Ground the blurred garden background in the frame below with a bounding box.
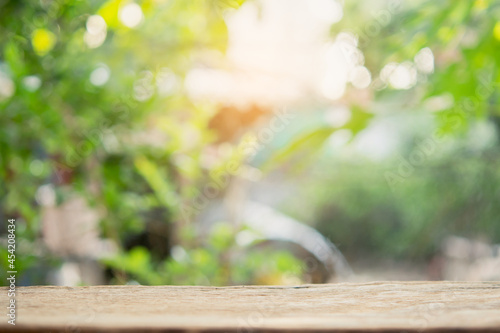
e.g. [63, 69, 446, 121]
[1, 0, 499, 286]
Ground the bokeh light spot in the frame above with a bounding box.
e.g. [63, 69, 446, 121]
[84, 15, 107, 48]
[325, 106, 352, 128]
[90, 64, 111, 86]
[119, 3, 143, 28]
[22, 75, 42, 92]
[35, 184, 56, 207]
[381, 62, 417, 90]
[493, 22, 500, 41]
[156, 68, 177, 96]
[0, 71, 15, 100]
[134, 71, 155, 101]
[414, 47, 434, 74]
[29, 159, 45, 176]
[86, 15, 107, 34]
[31, 28, 56, 56]
[328, 128, 352, 149]
[350, 66, 372, 89]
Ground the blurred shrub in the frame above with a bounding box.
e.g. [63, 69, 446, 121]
[286, 138, 500, 261]
[104, 223, 304, 285]
[0, 0, 250, 285]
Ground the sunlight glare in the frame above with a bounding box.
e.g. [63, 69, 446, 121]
[308, 0, 344, 24]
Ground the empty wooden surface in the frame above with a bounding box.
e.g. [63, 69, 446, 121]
[1, 281, 500, 332]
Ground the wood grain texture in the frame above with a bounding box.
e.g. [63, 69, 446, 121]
[1, 282, 500, 332]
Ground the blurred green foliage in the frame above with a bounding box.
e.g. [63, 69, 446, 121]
[104, 223, 303, 285]
[288, 142, 500, 261]
[1, 0, 499, 285]
[280, 0, 500, 261]
[275, 0, 499, 163]
[0, 0, 241, 283]
[0, 0, 305, 285]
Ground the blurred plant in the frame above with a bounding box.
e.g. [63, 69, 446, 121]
[360, 0, 500, 132]
[2, 0, 499, 285]
[103, 223, 304, 285]
[0, 0, 309, 286]
[274, 0, 500, 262]
[270, 0, 499, 168]
[288, 138, 500, 262]
[0, 0, 252, 284]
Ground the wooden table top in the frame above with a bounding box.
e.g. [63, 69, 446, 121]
[2, 281, 500, 332]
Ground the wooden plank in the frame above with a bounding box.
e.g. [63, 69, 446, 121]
[1, 282, 500, 332]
